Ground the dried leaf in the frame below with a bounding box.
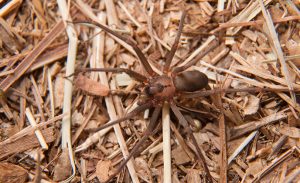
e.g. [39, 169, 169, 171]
[0, 162, 28, 183]
[115, 73, 132, 87]
[53, 149, 72, 181]
[54, 76, 64, 108]
[135, 157, 151, 182]
[278, 126, 300, 138]
[186, 169, 201, 182]
[245, 159, 264, 177]
[243, 95, 260, 116]
[74, 74, 109, 96]
[96, 160, 111, 182]
[120, 53, 135, 66]
[172, 146, 191, 165]
[72, 110, 84, 126]
[286, 39, 300, 67]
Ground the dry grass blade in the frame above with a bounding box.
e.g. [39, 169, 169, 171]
[0, 21, 65, 92]
[56, 0, 78, 182]
[258, 0, 296, 103]
[162, 102, 171, 182]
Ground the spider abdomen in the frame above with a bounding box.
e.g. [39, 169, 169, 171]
[174, 70, 208, 92]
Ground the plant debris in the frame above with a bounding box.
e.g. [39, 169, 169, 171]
[0, 0, 300, 182]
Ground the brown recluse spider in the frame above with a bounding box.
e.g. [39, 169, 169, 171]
[71, 10, 295, 183]
[73, 11, 215, 182]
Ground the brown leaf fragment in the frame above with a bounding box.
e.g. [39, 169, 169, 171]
[119, 53, 135, 66]
[245, 159, 264, 179]
[172, 146, 191, 165]
[96, 160, 111, 182]
[287, 113, 300, 127]
[254, 146, 272, 158]
[74, 74, 110, 96]
[135, 157, 152, 182]
[241, 30, 258, 42]
[53, 149, 72, 181]
[186, 169, 202, 183]
[278, 126, 300, 138]
[286, 39, 300, 67]
[242, 95, 260, 116]
[0, 162, 28, 183]
[54, 76, 64, 108]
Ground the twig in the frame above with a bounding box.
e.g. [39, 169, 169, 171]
[179, 35, 217, 67]
[259, 0, 297, 104]
[252, 146, 300, 182]
[216, 94, 227, 183]
[216, 15, 300, 31]
[117, 1, 141, 28]
[47, 69, 55, 118]
[25, 108, 48, 150]
[0, 0, 22, 17]
[162, 102, 171, 183]
[230, 111, 288, 139]
[57, 0, 78, 182]
[217, 0, 225, 12]
[228, 131, 258, 165]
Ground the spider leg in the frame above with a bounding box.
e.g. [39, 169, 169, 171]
[172, 38, 219, 74]
[163, 11, 187, 73]
[89, 101, 153, 133]
[66, 67, 147, 82]
[170, 103, 214, 183]
[180, 87, 297, 98]
[103, 107, 161, 183]
[72, 21, 155, 76]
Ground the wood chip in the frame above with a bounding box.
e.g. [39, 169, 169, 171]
[96, 160, 112, 182]
[278, 126, 300, 138]
[0, 162, 28, 183]
[242, 95, 260, 116]
[53, 149, 72, 181]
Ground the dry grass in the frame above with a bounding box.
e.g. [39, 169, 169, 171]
[0, 0, 300, 182]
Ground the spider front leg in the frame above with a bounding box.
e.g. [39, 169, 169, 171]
[89, 101, 153, 133]
[72, 21, 155, 77]
[103, 107, 161, 183]
[67, 67, 147, 82]
[170, 103, 214, 183]
[172, 38, 219, 74]
[163, 11, 187, 73]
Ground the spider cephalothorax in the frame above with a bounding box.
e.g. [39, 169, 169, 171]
[144, 75, 175, 102]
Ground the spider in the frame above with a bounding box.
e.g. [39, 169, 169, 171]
[72, 10, 291, 183]
[73, 11, 217, 182]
